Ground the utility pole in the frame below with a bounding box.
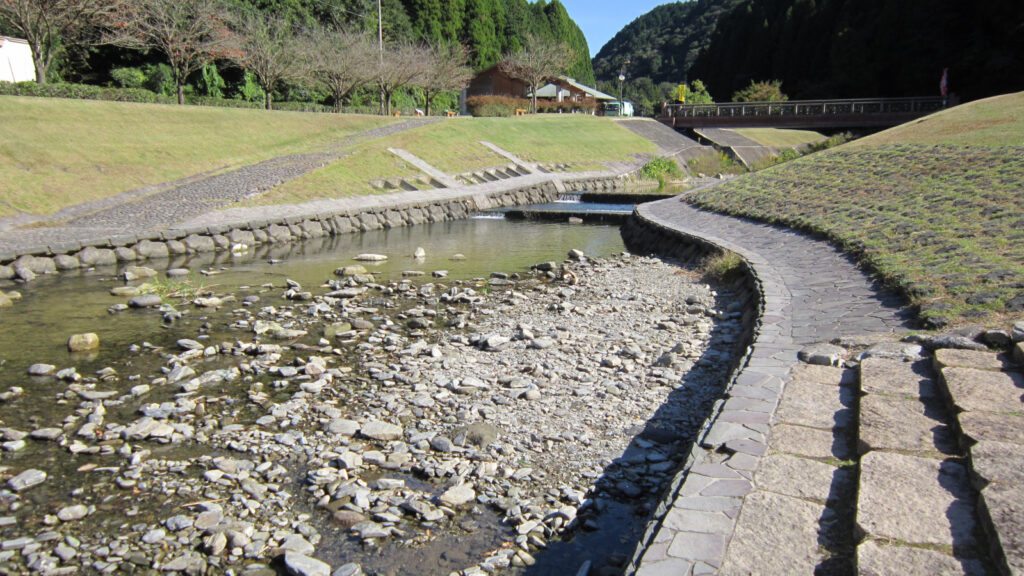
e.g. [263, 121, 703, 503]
[378, 0, 385, 115]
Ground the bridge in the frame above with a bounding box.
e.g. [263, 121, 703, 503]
[659, 96, 946, 130]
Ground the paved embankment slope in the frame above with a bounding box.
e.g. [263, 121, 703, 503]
[628, 197, 1024, 575]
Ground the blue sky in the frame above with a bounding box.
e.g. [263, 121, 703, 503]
[559, 0, 670, 57]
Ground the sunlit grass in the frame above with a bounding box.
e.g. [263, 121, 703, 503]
[688, 92, 1024, 328]
[0, 96, 395, 217]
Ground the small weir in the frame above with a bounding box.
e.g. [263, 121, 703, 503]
[484, 191, 671, 223]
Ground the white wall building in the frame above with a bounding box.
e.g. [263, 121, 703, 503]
[0, 36, 36, 83]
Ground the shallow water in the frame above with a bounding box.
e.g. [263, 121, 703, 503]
[0, 217, 631, 573]
[0, 218, 625, 381]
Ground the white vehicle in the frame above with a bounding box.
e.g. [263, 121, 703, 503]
[604, 100, 634, 117]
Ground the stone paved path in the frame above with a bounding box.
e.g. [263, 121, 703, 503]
[630, 197, 914, 575]
[631, 196, 1023, 575]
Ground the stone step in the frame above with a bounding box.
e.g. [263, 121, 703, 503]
[934, 349, 1024, 574]
[856, 353, 994, 574]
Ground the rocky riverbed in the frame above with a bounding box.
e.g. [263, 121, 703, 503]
[0, 251, 745, 576]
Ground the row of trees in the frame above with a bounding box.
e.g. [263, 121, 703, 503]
[1, 0, 582, 114]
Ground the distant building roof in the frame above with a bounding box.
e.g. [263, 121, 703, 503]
[529, 77, 616, 101]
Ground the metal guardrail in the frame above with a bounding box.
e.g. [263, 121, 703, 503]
[662, 97, 945, 119]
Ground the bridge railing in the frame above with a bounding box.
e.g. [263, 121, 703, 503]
[663, 97, 945, 119]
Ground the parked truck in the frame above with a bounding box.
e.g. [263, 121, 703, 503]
[603, 100, 634, 117]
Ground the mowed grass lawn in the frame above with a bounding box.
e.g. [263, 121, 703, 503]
[253, 115, 659, 205]
[0, 96, 395, 217]
[688, 91, 1024, 328]
[730, 128, 826, 148]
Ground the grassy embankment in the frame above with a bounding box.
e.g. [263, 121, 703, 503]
[251, 115, 659, 205]
[0, 97, 660, 217]
[0, 96, 398, 218]
[688, 92, 1024, 328]
[730, 128, 826, 148]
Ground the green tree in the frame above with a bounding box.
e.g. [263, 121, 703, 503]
[686, 79, 714, 104]
[732, 79, 788, 102]
[500, 33, 572, 113]
[105, 0, 234, 104]
[0, 0, 118, 84]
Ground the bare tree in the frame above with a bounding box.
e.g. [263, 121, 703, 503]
[227, 12, 305, 110]
[0, 0, 119, 83]
[305, 25, 376, 113]
[500, 34, 573, 114]
[378, 41, 423, 116]
[414, 42, 473, 116]
[105, 0, 232, 104]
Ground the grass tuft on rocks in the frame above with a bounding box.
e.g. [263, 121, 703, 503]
[687, 92, 1024, 328]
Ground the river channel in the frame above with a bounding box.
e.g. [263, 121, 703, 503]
[0, 213, 743, 576]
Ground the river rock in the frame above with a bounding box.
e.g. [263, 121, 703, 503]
[454, 422, 502, 448]
[76, 246, 116, 267]
[360, 421, 403, 441]
[8, 469, 46, 491]
[128, 294, 162, 308]
[177, 339, 204, 351]
[332, 511, 367, 529]
[27, 364, 56, 376]
[332, 564, 364, 576]
[284, 552, 331, 576]
[57, 505, 89, 522]
[52, 254, 79, 270]
[134, 240, 170, 259]
[0, 292, 11, 307]
[439, 483, 476, 507]
[568, 249, 585, 260]
[123, 266, 157, 281]
[67, 333, 100, 352]
[353, 254, 387, 262]
[326, 419, 359, 436]
[334, 265, 368, 277]
[798, 343, 847, 367]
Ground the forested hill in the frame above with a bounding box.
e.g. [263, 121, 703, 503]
[231, 0, 594, 82]
[592, 0, 741, 84]
[690, 0, 1024, 101]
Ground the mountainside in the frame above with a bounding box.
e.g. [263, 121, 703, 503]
[690, 0, 1024, 100]
[592, 0, 741, 84]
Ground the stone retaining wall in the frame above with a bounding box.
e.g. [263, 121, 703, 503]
[0, 175, 635, 281]
[620, 212, 764, 575]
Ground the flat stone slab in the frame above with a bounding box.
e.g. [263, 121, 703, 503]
[858, 540, 986, 576]
[718, 491, 826, 575]
[789, 363, 852, 386]
[941, 367, 1024, 413]
[770, 423, 852, 460]
[858, 451, 976, 547]
[934, 348, 1011, 371]
[859, 357, 937, 398]
[971, 440, 1024, 485]
[981, 483, 1024, 575]
[958, 411, 1024, 445]
[859, 395, 956, 455]
[756, 454, 849, 502]
[775, 379, 854, 429]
